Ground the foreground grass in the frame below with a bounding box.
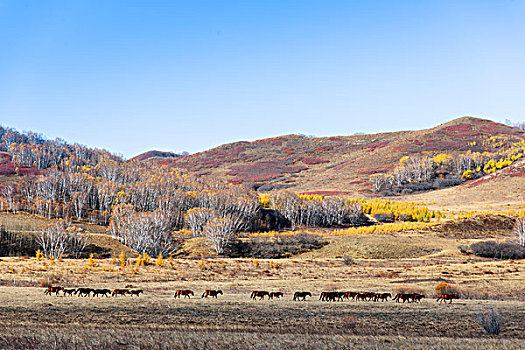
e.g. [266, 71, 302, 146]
[0, 325, 522, 350]
[0, 286, 524, 349]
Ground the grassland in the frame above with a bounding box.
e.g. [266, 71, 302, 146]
[0, 203, 524, 348]
[1, 231, 524, 350]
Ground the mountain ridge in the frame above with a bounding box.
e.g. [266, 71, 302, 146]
[135, 116, 524, 195]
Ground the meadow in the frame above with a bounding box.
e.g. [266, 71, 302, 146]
[0, 239, 524, 350]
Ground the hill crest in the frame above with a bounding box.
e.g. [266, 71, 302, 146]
[145, 116, 524, 194]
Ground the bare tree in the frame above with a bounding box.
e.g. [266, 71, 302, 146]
[68, 231, 90, 258]
[186, 207, 217, 237]
[37, 220, 70, 259]
[2, 185, 18, 213]
[516, 217, 525, 246]
[203, 217, 235, 255]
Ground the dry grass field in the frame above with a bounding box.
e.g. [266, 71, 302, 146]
[0, 241, 524, 349]
[0, 207, 523, 348]
[0, 284, 524, 350]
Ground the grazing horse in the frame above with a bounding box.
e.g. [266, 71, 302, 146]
[202, 290, 223, 298]
[62, 288, 76, 296]
[92, 289, 111, 297]
[374, 293, 391, 302]
[411, 293, 425, 303]
[44, 286, 62, 296]
[343, 291, 358, 301]
[293, 291, 311, 301]
[250, 291, 269, 300]
[436, 293, 459, 304]
[269, 292, 284, 300]
[129, 289, 143, 297]
[174, 290, 194, 298]
[76, 288, 94, 297]
[112, 289, 130, 297]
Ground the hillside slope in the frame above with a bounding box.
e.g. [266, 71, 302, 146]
[152, 117, 524, 196]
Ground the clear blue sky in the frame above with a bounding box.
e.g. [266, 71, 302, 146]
[1, 1, 524, 158]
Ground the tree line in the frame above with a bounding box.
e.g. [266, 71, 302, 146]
[0, 126, 366, 256]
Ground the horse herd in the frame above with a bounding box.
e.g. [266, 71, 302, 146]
[44, 286, 143, 297]
[44, 286, 460, 304]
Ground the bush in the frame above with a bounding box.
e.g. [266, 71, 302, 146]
[457, 245, 470, 254]
[433, 177, 464, 188]
[434, 282, 461, 296]
[478, 308, 503, 335]
[393, 285, 425, 295]
[373, 213, 395, 223]
[342, 256, 355, 265]
[469, 241, 525, 259]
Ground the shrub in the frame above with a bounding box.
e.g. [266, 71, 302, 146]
[156, 253, 165, 267]
[433, 177, 464, 188]
[469, 241, 525, 259]
[457, 245, 471, 254]
[393, 285, 425, 295]
[434, 282, 461, 296]
[342, 256, 355, 266]
[119, 252, 127, 267]
[478, 308, 503, 335]
[373, 213, 395, 223]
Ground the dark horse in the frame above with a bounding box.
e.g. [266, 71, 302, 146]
[374, 293, 391, 302]
[92, 289, 111, 297]
[202, 290, 223, 298]
[393, 293, 412, 303]
[411, 293, 425, 303]
[62, 288, 76, 296]
[174, 290, 194, 298]
[76, 288, 94, 297]
[269, 292, 283, 299]
[250, 291, 269, 300]
[129, 289, 143, 297]
[293, 291, 312, 301]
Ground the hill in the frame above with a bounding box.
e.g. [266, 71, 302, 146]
[129, 150, 183, 162]
[150, 117, 524, 196]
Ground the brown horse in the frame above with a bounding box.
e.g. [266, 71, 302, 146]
[437, 293, 459, 304]
[112, 289, 130, 297]
[343, 291, 358, 301]
[293, 291, 311, 301]
[44, 286, 62, 296]
[174, 289, 194, 298]
[202, 290, 223, 298]
[393, 293, 412, 303]
[76, 288, 94, 297]
[129, 289, 143, 297]
[92, 289, 111, 297]
[374, 293, 391, 302]
[269, 292, 284, 299]
[250, 291, 269, 300]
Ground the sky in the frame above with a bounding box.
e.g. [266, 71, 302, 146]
[1, 1, 525, 158]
